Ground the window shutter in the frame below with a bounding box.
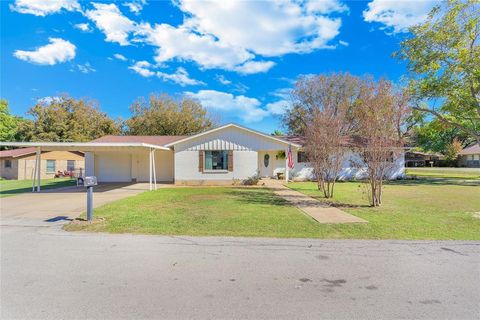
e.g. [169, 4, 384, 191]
[199, 151, 204, 172]
[228, 150, 233, 172]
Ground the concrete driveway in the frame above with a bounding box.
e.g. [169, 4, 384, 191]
[0, 183, 150, 227]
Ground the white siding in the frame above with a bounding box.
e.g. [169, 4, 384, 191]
[175, 150, 258, 183]
[173, 126, 289, 183]
[290, 151, 405, 181]
[175, 126, 288, 152]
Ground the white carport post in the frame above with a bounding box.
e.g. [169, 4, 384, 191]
[32, 147, 41, 192]
[152, 149, 157, 190]
[32, 149, 38, 192]
[149, 148, 152, 190]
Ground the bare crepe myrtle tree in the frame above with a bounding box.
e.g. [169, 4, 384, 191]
[353, 79, 411, 207]
[295, 73, 361, 198]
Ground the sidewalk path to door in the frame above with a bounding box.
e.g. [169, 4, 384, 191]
[263, 179, 368, 224]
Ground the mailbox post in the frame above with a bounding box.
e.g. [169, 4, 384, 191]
[84, 176, 98, 221]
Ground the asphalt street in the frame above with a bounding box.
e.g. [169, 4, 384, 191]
[1, 225, 479, 320]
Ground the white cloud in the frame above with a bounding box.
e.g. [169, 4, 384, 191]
[339, 40, 349, 47]
[234, 60, 276, 75]
[131, 0, 346, 74]
[10, 0, 79, 16]
[157, 67, 205, 87]
[113, 53, 128, 61]
[129, 60, 155, 77]
[136, 22, 253, 70]
[76, 62, 96, 73]
[185, 90, 269, 122]
[37, 96, 61, 104]
[363, 0, 436, 33]
[123, 0, 146, 14]
[10, 0, 349, 76]
[215, 75, 232, 85]
[14, 38, 76, 65]
[306, 0, 349, 14]
[232, 82, 249, 94]
[74, 23, 92, 32]
[271, 87, 292, 100]
[128, 62, 203, 86]
[178, 0, 343, 56]
[85, 2, 136, 45]
[266, 100, 290, 115]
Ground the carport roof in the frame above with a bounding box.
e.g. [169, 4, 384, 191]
[0, 142, 170, 152]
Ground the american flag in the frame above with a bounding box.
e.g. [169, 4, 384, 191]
[287, 144, 294, 169]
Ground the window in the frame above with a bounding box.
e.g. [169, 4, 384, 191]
[67, 160, 75, 171]
[204, 151, 228, 170]
[46, 160, 56, 173]
[4, 160, 12, 168]
[297, 151, 308, 163]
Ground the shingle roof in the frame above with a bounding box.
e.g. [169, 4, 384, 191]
[277, 135, 305, 145]
[0, 147, 37, 158]
[459, 143, 480, 155]
[91, 135, 187, 146]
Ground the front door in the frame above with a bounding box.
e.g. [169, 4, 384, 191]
[259, 152, 273, 177]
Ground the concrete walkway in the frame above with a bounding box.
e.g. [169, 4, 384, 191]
[263, 179, 367, 224]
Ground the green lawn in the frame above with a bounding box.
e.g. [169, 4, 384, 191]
[287, 180, 480, 240]
[65, 187, 322, 237]
[66, 180, 480, 240]
[406, 167, 480, 179]
[0, 178, 77, 197]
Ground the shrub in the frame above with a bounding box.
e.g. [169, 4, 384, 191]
[243, 173, 261, 185]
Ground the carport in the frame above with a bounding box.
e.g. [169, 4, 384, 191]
[0, 142, 170, 192]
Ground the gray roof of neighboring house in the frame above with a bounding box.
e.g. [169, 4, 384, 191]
[459, 143, 480, 155]
[0, 147, 37, 158]
[0, 147, 84, 158]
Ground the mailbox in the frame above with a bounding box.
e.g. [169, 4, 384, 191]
[84, 176, 98, 187]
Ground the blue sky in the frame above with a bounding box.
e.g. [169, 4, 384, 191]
[1, 0, 438, 133]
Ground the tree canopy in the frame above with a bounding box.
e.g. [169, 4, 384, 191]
[412, 117, 473, 155]
[125, 94, 214, 135]
[0, 99, 23, 143]
[283, 73, 361, 136]
[19, 96, 121, 142]
[396, 0, 480, 144]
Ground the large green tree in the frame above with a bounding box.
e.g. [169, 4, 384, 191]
[126, 94, 214, 135]
[0, 99, 20, 142]
[413, 118, 473, 154]
[396, 0, 480, 144]
[282, 73, 361, 136]
[20, 96, 121, 142]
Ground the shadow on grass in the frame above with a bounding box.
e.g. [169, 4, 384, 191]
[386, 178, 480, 187]
[228, 188, 292, 207]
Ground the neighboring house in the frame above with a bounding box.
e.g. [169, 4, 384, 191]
[458, 144, 480, 167]
[0, 147, 84, 180]
[404, 151, 444, 167]
[0, 124, 405, 186]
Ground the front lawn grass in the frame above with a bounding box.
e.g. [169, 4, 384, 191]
[287, 180, 480, 240]
[65, 180, 480, 240]
[0, 178, 76, 197]
[65, 187, 322, 237]
[406, 167, 480, 179]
